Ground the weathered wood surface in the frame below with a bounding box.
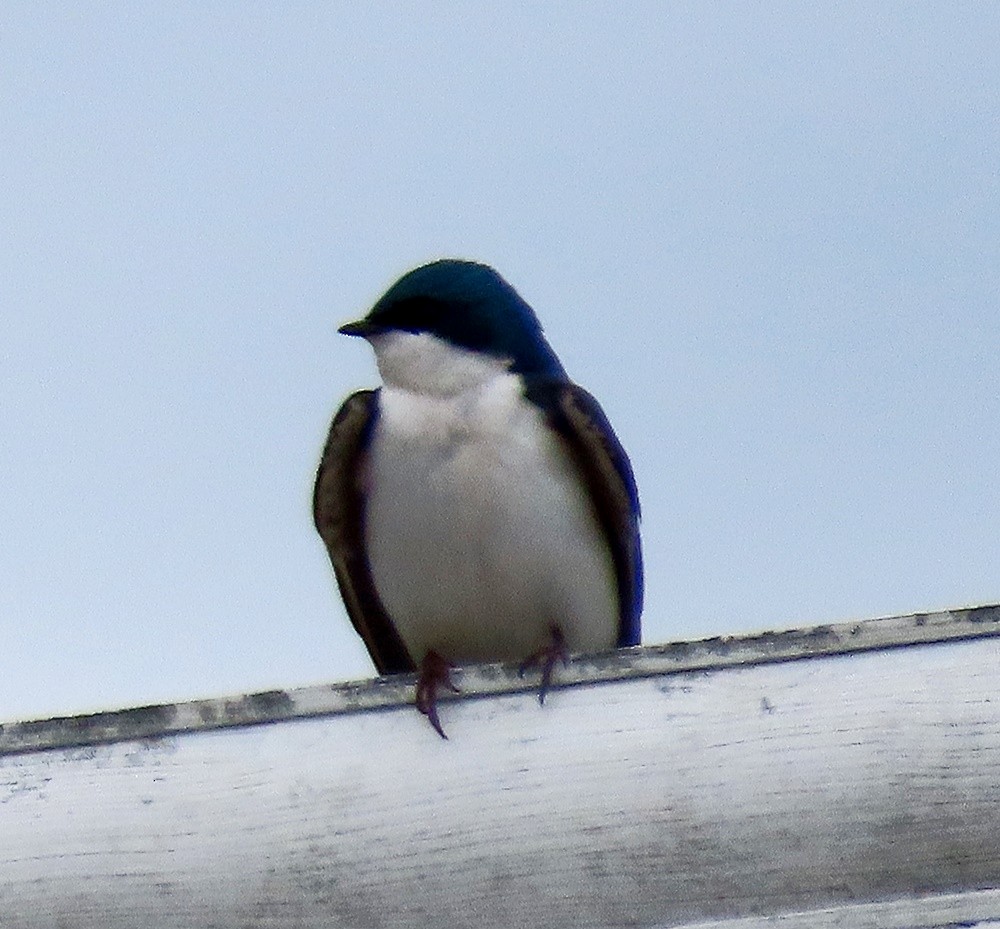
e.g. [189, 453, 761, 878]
[2, 604, 1000, 929]
[680, 889, 1000, 928]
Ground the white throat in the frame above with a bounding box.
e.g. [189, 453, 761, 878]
[368, 330, 512, 398]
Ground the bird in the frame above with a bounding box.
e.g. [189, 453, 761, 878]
[313, 259, 642, 737]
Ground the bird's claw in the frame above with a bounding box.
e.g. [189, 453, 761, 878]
[415, 650, 460, 739]
[519, 626, 570, 705]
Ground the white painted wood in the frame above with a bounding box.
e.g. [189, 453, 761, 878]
[2, 605, 1000, 928]
[673, 888, 1000, 927]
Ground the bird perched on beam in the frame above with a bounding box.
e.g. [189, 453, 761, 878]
[314, 259, 642, 737]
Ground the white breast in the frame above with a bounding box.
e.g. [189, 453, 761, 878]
[363, 333, 618, 665]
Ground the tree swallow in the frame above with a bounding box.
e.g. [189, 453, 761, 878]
[314, 260, 642, 737]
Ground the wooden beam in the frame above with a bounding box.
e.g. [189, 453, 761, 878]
[2, 604, 1000, 928]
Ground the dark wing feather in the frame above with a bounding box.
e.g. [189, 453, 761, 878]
[312, 389, 414, 674]
[527, 380, 643, 646]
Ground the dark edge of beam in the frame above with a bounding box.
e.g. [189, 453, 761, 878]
[2, 603, 998, 757]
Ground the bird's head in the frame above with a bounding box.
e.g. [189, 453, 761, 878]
[339, 260, 566, 394]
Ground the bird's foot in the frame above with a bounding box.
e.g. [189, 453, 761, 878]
[415, 650, 460, 739]
[519, 626, 570, 705]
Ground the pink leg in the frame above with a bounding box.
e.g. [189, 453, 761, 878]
[415, 650, 460, 739]
[519, 626, 570, 705]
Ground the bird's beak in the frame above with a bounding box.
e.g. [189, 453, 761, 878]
[338, 319, 378, 338]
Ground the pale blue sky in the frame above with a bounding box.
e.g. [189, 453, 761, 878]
[2, 4, 998, 721]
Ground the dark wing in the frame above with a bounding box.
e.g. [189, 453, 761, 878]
[312, 389, 414, 674]
[527, 380, 643, 647]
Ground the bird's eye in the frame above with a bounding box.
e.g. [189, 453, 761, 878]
[375, 296, 443, 335]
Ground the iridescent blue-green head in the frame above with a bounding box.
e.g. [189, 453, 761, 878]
[339, 259, 567, 380]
